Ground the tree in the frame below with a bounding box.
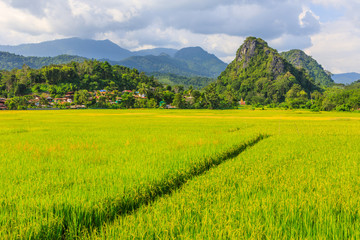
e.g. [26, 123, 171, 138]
[5, 96, 29, 110]
[14, 83, 27, 96]
[162, 90, 175, 104]
[121, 93, 135, 108]
[172, 93, 185, 108]
[285, 84, 308, 108]
[173, 85, 184, 94]
[138, 83, 148, 96]
[204, 83, 220, 109]
[74, 90, 91, 106]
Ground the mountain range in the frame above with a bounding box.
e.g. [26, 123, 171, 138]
[0, 38, 181, 60]
[0, 38, 227, 79]
[0, 37, 359, 87]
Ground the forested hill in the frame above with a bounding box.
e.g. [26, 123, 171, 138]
[0, 52, 87, 70]
[280, 49, 334, 87]
[0, 60, 161, 97]
[213, 37, 319, 105]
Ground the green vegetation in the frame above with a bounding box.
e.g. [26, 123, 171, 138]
[0, 60, 161, 103]
[0, 51, 86, 71]
[153, 73, 215, 89]
[280, 49, 334, 87]
[318, 82, 360, 111]
[1, 109, 360, 239]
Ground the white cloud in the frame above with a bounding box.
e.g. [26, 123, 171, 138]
[0, 1, 51, 35]
[2, 0, 360, 72]
[301, 0, 360, 73]
[305, 19, 360, 74]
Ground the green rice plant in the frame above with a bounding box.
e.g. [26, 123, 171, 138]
[82, 110, 360, 239]
[0, 109, 260, 239]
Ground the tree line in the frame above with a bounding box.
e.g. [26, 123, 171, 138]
[0, 60, 238, 110]
[0, 60, 359, 111]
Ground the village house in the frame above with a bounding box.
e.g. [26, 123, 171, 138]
[53, 98, 68, 104]
[239, 98, 246, 106]
[0, 98, 7, 110]
[64, 92, 74, 103]
[184, 95, 193, 102]
[28, 98, 39, 106]
[70, 105, 86, 109]
[134, 91, 146, 98]
[165, 104, 176, 109]
[122, 90, 146, 99]
[28, 94, 53, 107]
[134, 95, 146, 99]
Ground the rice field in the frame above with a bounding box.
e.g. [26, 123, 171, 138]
[1, 109, 360, 239]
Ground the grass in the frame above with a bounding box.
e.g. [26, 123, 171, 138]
[0, 109, 360, 239]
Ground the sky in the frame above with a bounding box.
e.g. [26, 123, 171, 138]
[0, 0, 359, 74]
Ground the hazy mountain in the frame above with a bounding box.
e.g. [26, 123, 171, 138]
[216, 37, 318, 103]
[0, 38, 132, 60]
[174, 47, 228, 77]
[332, 72, 360, 85]
[113, 47, 227, 78]
[133, 48, 178, 57]
[280, 49, 334, 87]
[0, 51, 87, 71]
[113, 54, 192, 76]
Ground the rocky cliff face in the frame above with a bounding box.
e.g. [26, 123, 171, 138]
[236, 37, 260, 65]
[235, 37, 284, 78]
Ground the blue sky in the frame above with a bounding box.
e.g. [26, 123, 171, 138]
[0, 0, 359, 73]
[309, 3, 344, 23]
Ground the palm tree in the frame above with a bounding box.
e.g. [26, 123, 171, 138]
[138, 83, 148, 97]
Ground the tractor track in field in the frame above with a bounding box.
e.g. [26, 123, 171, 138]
[36, 133, 270, 239]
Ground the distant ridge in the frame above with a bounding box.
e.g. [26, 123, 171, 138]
[332, 72, 360, 85]
[0, 51, 87, 70]
[133, 48, 178, 57]
[0, 38, 132, 60]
